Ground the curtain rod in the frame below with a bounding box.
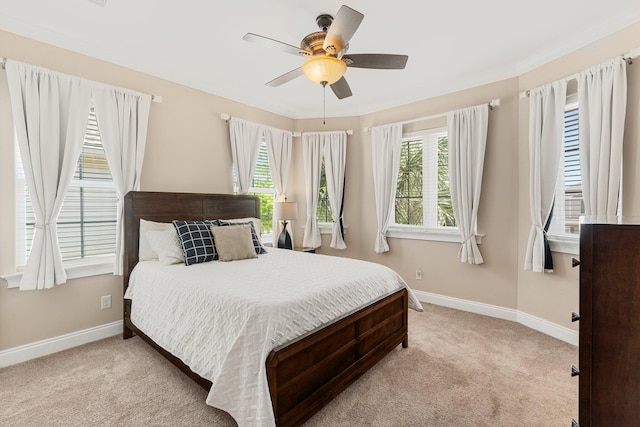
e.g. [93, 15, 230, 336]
[518, 47, 640, 99]
[362, 98, 501, 133]
[220, 113, 353, 137]
[0, 56, 163, 103]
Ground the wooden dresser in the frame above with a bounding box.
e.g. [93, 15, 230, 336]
[576, 220, 640, 426]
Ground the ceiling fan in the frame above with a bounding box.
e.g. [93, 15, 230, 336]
[242, 5, 408, 100]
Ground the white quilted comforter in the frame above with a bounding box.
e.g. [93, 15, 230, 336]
[124, 248, 422, 426]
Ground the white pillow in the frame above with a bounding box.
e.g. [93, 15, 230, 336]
[145, 229, 184, 265]
[222, 217, 262, 239]
[139, 219, 174, 261]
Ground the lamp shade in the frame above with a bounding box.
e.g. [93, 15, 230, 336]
[301, 56, 347, 85]
[274, 201, 298, 221]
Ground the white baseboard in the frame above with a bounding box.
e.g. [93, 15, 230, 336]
[413, 290, 578, 346]
[413, 290, 518, 321]
[0, 291, 579, 369]
[516, 311, 578, 346]
[0, 320, 122, 369]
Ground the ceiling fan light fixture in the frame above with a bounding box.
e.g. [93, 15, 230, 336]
[301, 56, 346, 85]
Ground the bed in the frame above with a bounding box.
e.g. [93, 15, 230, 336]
[122, 191, 422, 426]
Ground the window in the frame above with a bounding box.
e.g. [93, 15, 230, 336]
[316, 158, 333, 223]
[393, 127, 456, 230]
[548, 96, 584, 246]
[16, 108, 118, 267]
[247, 140, 274, 237]
[395, 137, 423, 225]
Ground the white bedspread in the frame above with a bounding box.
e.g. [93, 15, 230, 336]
[124, 248, 422, 426]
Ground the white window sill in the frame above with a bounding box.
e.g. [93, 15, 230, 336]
[318, 222, 349, 235]
[2, 255, 115, 289]
[548, 235, 579, 255]
[261, 233, 274, 247]
[300, 223, 349, 235]
[386, 225, 484, 244]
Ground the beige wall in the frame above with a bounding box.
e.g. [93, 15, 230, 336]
[290, 116, 362, 260]
[2, 21, 640, 351]
[516, 22, 640, 330]
[362, 79, 521, 311]
[0, 30, 293, 350]
[291, 78, 520, 311]
[0, 276, 123, 349]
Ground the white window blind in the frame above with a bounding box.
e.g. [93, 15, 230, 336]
[393, 127, 455, 228]
[549, 98, 584, 237]
[15, 108, 118, 267]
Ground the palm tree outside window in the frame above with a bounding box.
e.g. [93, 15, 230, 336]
[394, 127, 455, 229]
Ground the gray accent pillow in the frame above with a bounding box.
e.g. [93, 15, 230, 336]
[210, 224, 258, 262]
[217, 220, 267, 254]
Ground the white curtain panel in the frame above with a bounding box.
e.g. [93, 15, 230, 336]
[229, 117, 263, 194]
[323, 131, 348, 249]
[6, 60, 92, 290]
[371, 123, 403, 253]
[92, 86, 151, 276]
[447, 104, 489, 264]
[264, 127, 293, 242]
[524, 80, 567, 273]
[302, 133, 325, 249]
[578, 57, 627, 217]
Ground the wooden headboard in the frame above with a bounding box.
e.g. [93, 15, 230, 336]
[123, 191, 261, 295]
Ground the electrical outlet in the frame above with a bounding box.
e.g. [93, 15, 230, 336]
[101, 295, 112, 310]
[416, 269, 422, 280]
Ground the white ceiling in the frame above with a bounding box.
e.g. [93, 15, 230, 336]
[1, 1, 640, 119]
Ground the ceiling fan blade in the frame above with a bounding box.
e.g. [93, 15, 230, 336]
[266, 67, 305, 87]
[323, 5, 364, 55]
[343, 54, 408, 69]
[243, 33, 310, 57]
[330, 76, 352, 99]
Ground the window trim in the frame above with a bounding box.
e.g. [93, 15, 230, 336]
[548, 235, 579, 255]
[14, 107, 118, 276]
[317, 222, 348, 235]
[546, 93, 581, 256]
[244, 139, 275, 242]
[248, 186, 275, 243]
[394, 131, 427, 227]
[391, 127, 459, 241]
[2, 255, 115, 289]
[387, 224, 483, 244]
[316, 157, 334, 224]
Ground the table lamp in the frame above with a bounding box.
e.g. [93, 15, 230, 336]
[274, 201, 298, 250]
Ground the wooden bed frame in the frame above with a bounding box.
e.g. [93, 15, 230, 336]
[123, 191, 409, 426]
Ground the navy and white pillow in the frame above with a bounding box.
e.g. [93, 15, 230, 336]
[217, 220, 267, 254]
[172, 220, 219, 265]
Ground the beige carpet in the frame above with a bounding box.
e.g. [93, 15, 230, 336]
[0, 303, 578, 426]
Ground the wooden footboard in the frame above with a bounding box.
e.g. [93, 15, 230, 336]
[124, 288, 408, 427]
[266, 288, 409, 427]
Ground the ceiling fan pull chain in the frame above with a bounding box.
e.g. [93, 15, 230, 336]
[322, 81, 327, 125]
